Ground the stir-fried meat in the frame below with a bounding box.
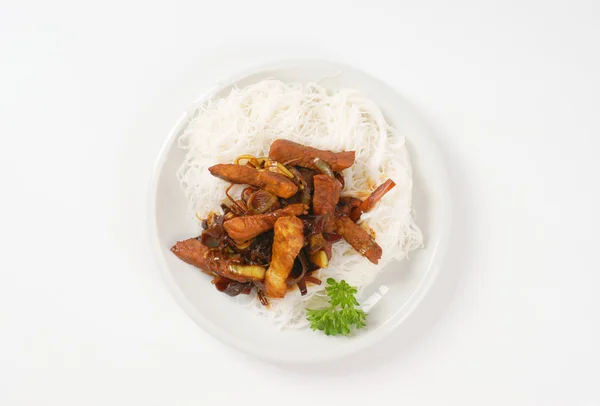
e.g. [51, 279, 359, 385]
[309, 174, 340, 255]
[334, 216, 382, 264]
[171, 238, 211, 269]
[269, 139, 355, 172]
[336, 196, 362, 217]
[208, 164, 298, 198]
[223, 203, 307, 241]
[312, 174, 341, 215]
[170, 238, 252, 283]
[172, 139, 397, 302]
[265, 216, 305, 298]
[350, 179, 396, 221]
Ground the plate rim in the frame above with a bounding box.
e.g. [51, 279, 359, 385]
[147, 58, 452, 363]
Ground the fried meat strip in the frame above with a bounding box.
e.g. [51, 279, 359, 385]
[208, 164, 298, 198]
[334, 216, 382, 264]
[312, 174, 341, 215]
[349, 179, 396, 221]
[171, 238, 252, 283]
[269, 140, 355, 172]
[335, 196, 362, 217]
[265, 216, 305, 298]
[223, 203, 307, 241]
[171, 238, 211, 269]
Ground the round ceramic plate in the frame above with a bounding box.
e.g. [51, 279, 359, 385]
[149, 59, 450, 363]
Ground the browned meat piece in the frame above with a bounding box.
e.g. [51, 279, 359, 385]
[269, 140, 355, 172]
[265, 216, 305, 298]
[171, 238, 211, 269]
[170, 238, 255, 283]
[336, 196, 362, 217]
[323, 217, 336, 234]
[349, 179, 396, 221]
[308, 175, 340, 256]
[312, 174, 341, 215]
[208, 164, 298, 198]
[223, 203, 307, 241]
[334, 216, 382, 264]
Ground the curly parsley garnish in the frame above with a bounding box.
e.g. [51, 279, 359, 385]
[306, 278, 367, 336]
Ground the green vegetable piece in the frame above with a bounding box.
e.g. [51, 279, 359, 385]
[306, 278, 367, 336]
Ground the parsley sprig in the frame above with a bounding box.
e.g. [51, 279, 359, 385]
[306, 278, 367, 336]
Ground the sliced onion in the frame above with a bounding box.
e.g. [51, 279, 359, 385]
[335, 172, 345, 188]
[241, 187, 255, 203]
[287, 165, 311, 205]
[234, 155, 267, 168]
[297, 276, 308, 296]
[264, 159, 295, 178]
[305, 275, 322, 285]
[257, 290, 269, 306]
[247, 189, 280, 214]
[225, 184, 247, 215]
[287, 250, 308, 286]
[228, 264, 266, 281]
[286, 165, 305, 190]
[234, 154, 256, 165]
[313, 157, 334, 177]
[275, 162, 295, 178]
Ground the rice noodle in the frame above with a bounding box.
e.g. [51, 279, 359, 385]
[177, 79, 423, 328]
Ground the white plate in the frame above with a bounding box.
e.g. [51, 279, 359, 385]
[149, 59, 450, 363]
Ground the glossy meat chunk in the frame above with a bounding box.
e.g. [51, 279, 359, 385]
[265, 216, 305, 298]
[349, 179, 396, 221]
[208, 164, 298, 198]
[312, 174, 341, 215]
[170, 238, 252, 283]
[336, 196, 362, 217]
[223, 203, 307, 241]
[334, 216, 382, 264]
[269, 139, 355, 172]
[170, 238, 211, 270]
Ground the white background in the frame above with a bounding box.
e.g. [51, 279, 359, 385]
[1, 0, 599, 404]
